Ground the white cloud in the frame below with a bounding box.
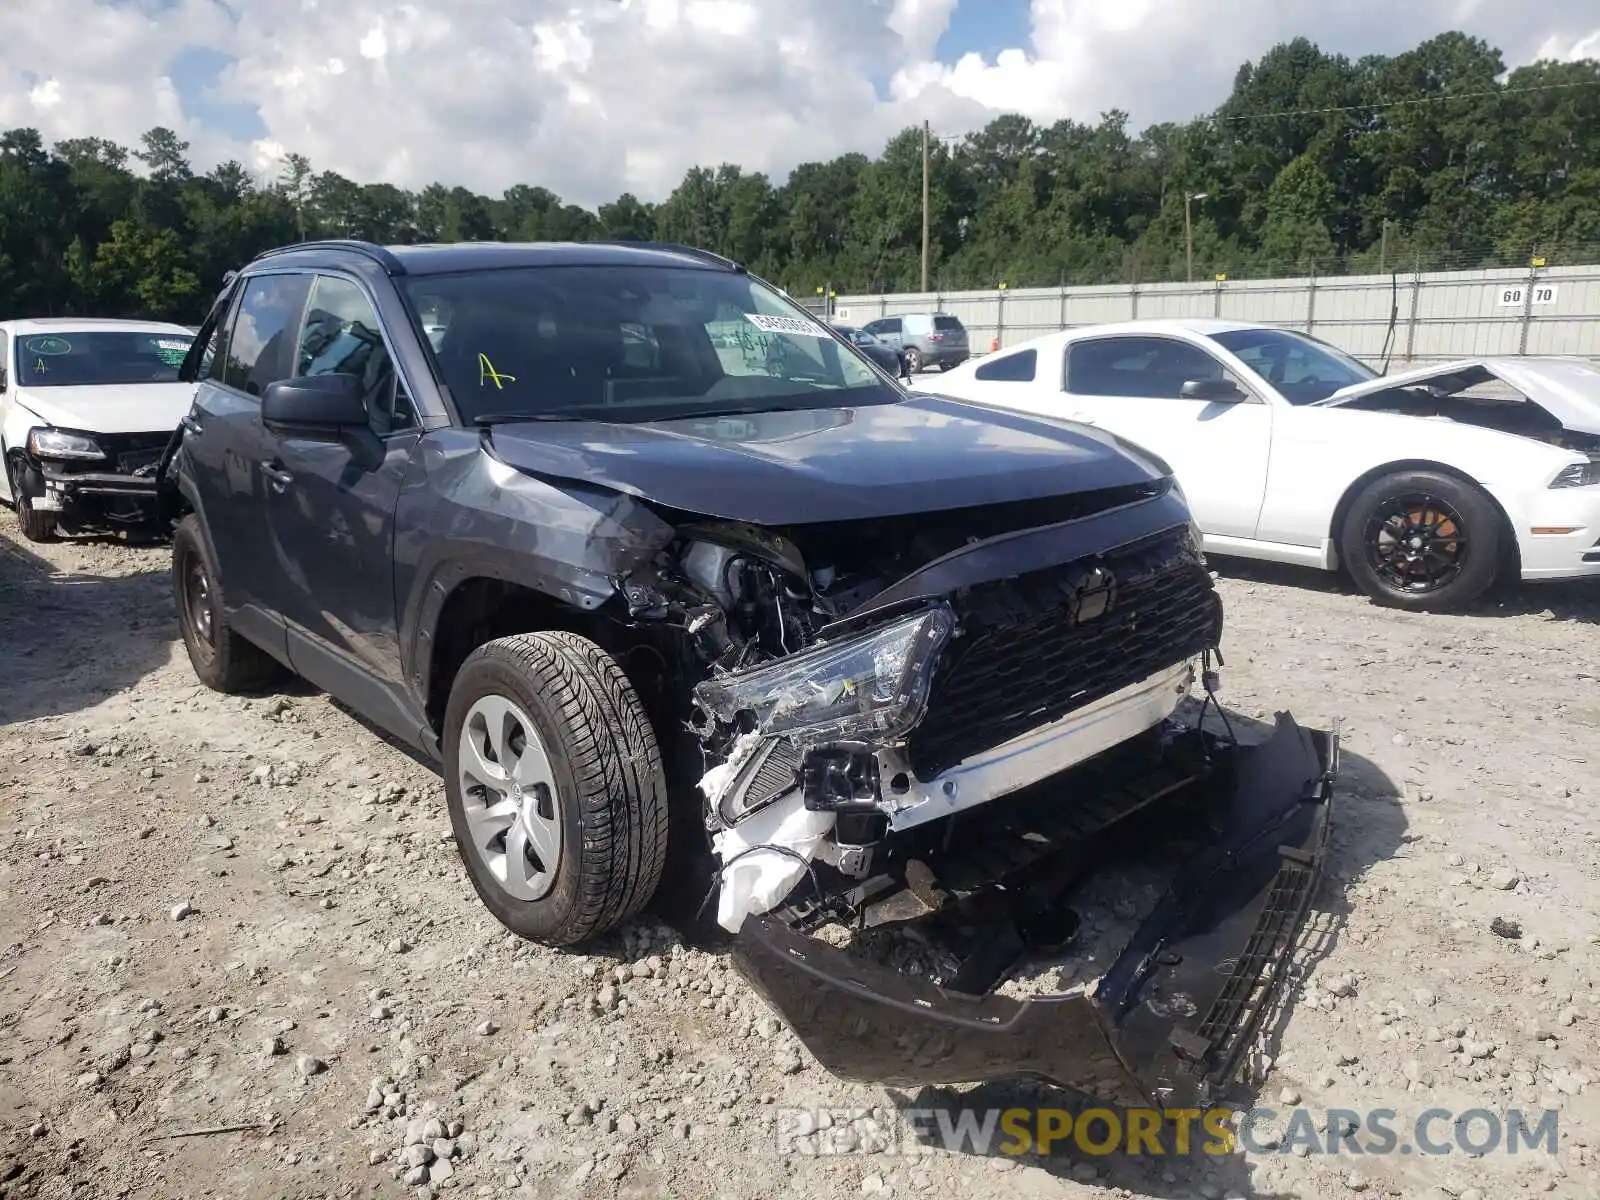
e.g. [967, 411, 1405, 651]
[0, 0, 1595, 205]
[889, 0, 960, 60]
[1538, 28, 1600, 60]
[27, 79, 63, 110]
[901, 1, 1600, 129]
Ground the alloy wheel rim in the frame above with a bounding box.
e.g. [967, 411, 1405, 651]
[457, 694, 563, 902]
[1363, 492, 1469, 593]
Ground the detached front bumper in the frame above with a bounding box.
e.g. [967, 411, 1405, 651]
[731, 713, 1336, 1108]
[30, 464, 160, 523]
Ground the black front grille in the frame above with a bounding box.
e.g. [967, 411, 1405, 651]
[906, 529, 1222, 778]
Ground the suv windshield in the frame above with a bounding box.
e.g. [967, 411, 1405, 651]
[15, 330, 193, 388]
[1208, 327, 1376, 404]
[402, 265, 892, 423]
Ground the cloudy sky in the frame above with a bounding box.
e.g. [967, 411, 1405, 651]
[1, 0, 1597, 207]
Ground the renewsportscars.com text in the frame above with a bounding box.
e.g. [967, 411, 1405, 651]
[775, 1106, 1560, 1159]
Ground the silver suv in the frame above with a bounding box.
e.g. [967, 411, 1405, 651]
[859, 311, 969, 373]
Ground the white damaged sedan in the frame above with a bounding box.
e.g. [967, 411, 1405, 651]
[923, 319, 1600, 611]
[0, 318, 196, 542]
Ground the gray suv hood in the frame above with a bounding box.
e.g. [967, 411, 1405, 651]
[482, 393, 1172, 524]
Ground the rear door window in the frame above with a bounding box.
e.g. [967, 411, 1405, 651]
[974, 349, 1037, 382]
[223, 273, 312, 396]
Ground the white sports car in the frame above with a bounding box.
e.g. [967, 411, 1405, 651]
[0, 318, 197, 542]
[919, 319, 1600, 611]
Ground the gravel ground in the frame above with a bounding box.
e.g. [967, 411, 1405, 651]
[2, 515, 1599, 1200]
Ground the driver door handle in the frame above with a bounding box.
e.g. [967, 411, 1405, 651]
[260, 460, 294, 491]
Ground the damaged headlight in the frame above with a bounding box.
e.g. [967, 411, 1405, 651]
[1550, 460, 1600, 488]
[27, 428, 105, 461]
[695, 604, 955, 743]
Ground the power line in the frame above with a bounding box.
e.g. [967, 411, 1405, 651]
[929, 78, 1600, 146]
[1216, 78, 1600, 123]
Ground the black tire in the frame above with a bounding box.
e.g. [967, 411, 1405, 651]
[1339, 469, 1502, 612]
[904, 347, 923, 374]
[8, 459, 56, 542]
[443, 632, 669, 947]
[172, 513, 283, 692]
[16, 492, 56, 542]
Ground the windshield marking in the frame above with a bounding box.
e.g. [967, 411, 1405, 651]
[24, 336, 73, 356]
[745, 313, 828, 338]
[478, 353, 516, 389]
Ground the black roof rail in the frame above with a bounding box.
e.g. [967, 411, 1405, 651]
[251, 239, 407, 275]
[595, 241, 745, 273]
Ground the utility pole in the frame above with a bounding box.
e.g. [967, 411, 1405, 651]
[1380, 219, 1391, 274]
[921, 120, 931, 294]
[1185, 192, 1207, 283]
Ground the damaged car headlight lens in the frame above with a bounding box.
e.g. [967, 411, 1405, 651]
[27, 428, 105, 461]
[1550, 460, 1600, 488]
[695, 604, 955, 742]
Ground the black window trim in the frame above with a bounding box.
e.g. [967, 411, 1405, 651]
[202, 282, 244, 386]
[1061, 332, 1267, 404]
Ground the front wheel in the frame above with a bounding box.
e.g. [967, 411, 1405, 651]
[1339, 470, 1502, 612]
[16, 492, 57, 543]
[9, 460, 56, 542]
[903, 347, 923, 374]
[443, 632, 669, 947]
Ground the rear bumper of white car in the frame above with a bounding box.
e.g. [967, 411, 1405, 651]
[1513, 486, 1600, 579]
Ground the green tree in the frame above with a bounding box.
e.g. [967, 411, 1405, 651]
[135, 126, 192, 184]
[83, 219, 200, 317]
[0, 29, 1595, 319]
[1259, 155, 1339, 268]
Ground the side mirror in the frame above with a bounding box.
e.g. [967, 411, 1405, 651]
[262, 374, 383, 471]
[262, 374, 367, 433]
[1179, 377, 1245, 402]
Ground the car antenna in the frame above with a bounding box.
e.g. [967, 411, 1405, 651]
[1377, 270, 1399, 376]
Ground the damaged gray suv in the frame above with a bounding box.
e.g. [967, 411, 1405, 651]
[159, 239, 1334, 1107]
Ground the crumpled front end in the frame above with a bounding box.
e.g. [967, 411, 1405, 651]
[21, 431, 171, 531]
[684, 485, 1221, 936]
[731, 714, 1336, 1107]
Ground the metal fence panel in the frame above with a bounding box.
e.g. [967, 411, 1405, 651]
[835, 262, 1600, 364]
